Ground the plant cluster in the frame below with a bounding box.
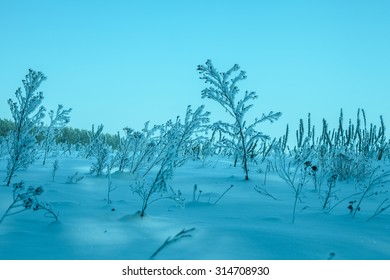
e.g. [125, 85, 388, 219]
[1, 62, 389, 228]
[128, 105, 208, 217]
[271, 109, 390, 222]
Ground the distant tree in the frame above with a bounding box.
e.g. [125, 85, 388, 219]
[197, 60, 281, 180]
[56, 127, 89, 146]
[0, 119, 14, 157]
[0, 119, 15, 137]
[4, 69, 46, 186]
[104, 132, 120, 150]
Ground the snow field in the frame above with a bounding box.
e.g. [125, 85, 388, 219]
[1, 156, 389, 260]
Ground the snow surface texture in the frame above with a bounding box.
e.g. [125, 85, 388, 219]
[0, 156, 389, 260]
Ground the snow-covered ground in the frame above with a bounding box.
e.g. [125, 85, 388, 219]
[0, 155, 389, 260]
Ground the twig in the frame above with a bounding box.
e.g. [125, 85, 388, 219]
[254, 185, 278, 200]
[367, 198, 390, 222]
[353, 168, 390, 218]
[328, 192, 361, 212]
[149, 228, 196, 259]
[33, 201, 60, 222]
[214, 185, 233, 205]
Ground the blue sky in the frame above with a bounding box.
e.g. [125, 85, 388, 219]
[1, 0, 390, 139]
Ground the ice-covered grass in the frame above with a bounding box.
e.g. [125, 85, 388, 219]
[0, 156, 389, 260]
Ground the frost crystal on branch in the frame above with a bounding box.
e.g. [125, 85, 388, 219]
[197, 60, 281, 180]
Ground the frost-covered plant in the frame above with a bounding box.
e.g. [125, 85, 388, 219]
[140, 122, 174, 178]
[85, 124, 104, 158]
[4, 69, 46, 186]
[130, 154, 178, 218]
[274, 145, 311, 223]
[41, 104, 72, 165]
[316, 109, 387, 182]
[129, 125, 159, 174]
[307, 151, 332, 194]
[197, 60, 281, 180]
[191, 184, 234, 205]
[331, 150, 370, 182]
[130, 119, 187, 217]
[170, 105, 210, 167]
[149, 227, 196, 259]
[288, 115, 333, 195]
[352, 166, 390, 218]
[106, 159, 117, 204]
[115, 123, 160, 174]
[127, 104, 208, 217]
[87, 124, 110, 176]
[367, 198, 390, 221]
[213, 184, 234, 205]
[51, 159, 59, 182]
[127, 106, 209, 177]
[115, 127, 134, 172]
[254, 184, 278, 200]
[66, 171, 84, 184]
[321, 173, 338, 210]
[196, 125, 221, 166]
[192, 184, 199, 201]
[0, 182, 58, 225]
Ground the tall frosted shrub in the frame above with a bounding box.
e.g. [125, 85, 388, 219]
[5, 70, 46, 186]
[197, 60, 281, 180]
